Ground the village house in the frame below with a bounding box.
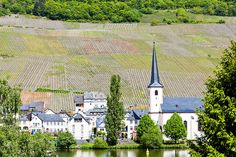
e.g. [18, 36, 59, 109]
[19, 43, 203, 141]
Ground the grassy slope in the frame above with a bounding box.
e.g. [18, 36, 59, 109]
[0, 14, 236, 112]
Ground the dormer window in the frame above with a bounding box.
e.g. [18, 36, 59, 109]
[155, 90, 158, 96]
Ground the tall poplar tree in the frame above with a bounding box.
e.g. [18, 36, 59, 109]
[105, 75, 124, 146]
[190, 41, 236, 156]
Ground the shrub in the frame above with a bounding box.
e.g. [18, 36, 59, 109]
[151, 19, 160, 26]
[80, 143, 94, 149]
[218, 19, 226, 24]
[93, 138, 108, 149]
[57, 132, 77, 150]
[140, 129, 163, 148]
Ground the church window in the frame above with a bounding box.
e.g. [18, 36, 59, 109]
[155, 90, 158, 96]
[184, 120, 187, 130]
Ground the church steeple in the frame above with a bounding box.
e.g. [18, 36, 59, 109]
[148, 42, 163, 88]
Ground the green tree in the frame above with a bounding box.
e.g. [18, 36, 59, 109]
[140, 127, 163, 148]
[190, 41, 236, 156]
[137, 114, 163, 147]
[31, 132, 56, 156]
[0, 80, 21, 125]
[57, 131, 76, 150]
[137, 114, 155, 141]
[164, 112, 187, 143]
[105, 75, 125, 146]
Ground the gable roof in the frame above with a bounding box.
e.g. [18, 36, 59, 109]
[33, 113, 64, 122]
[161, 97, 203, 113]
[148, 42, 163, 88]
[20, 101, 45, 112]
[73, 113, 90, 123]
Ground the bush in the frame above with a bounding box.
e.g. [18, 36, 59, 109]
[151, 19, 160, 26]
[57, 132, 77, 150]
[80, 143, 94, 149]
[140, 130, 163, 148]
[218, 19, 226, 24]
[93, 138, 108, 149]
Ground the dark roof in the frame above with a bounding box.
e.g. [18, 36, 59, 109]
[85, 107, 107, 116]
[33, 113, 64, 122]
[96, 115, 105, 128]
[19, 116, 29, 121]
[73, 113, 90, 123]
[20, 101, 44, 112]
[161, 97, 203, 113]
[84, 91, 106, 100]
[126, 110, 148, 120]
[74, 95, 84, 104]
[148, 42, 163, 88]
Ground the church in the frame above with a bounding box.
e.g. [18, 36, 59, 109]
[147, 42, 203, 139]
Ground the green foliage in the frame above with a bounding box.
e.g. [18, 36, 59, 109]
[137, 115, 163, 148]
[151, 19, 160, 26]
[190, 41, 236, 156]
[0, 80, 21, 125]
[164, 112, 187, 143]
[35, 87, 83, 94]
[111, 143, 141, 149]
[57, 131, 77, 150]
[105, 75, 125, 146]
[1, 0, 236, 23]
[137, 115, 155, 141]
[80, 143, 94, 149]
[31, 132, 56, 157]
[140, 127, 163, 148]
[93, 138, 108, 149]
[0, 126, 55, 157]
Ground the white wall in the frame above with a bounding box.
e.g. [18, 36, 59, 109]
[68, 118, 92, 140]
[161, 112, 202, 140]
[83, 99, 107, 112]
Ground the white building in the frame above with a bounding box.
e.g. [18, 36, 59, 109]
[75, 92, 107, 112]
[68, 112, 92, 140]
[19, 112, 66, 134]
[148, 43, 203, 139]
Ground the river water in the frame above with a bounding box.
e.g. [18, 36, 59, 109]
[57, 149, 190, 157]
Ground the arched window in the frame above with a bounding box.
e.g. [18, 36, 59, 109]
[155, 90, 158, 96]
[184, 120, 187, 130]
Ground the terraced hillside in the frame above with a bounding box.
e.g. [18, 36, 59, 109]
[0, 15, 236, 112]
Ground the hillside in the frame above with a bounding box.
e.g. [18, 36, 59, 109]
[0, 15, 236, 112]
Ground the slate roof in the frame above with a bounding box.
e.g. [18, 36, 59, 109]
[20, 101, 44, 112]
[161, 97, 203, 113]
[96, 115, 105, 128]
[85, 107, 107, 116]
[33, 113, 64, 122]
[84, 91, 106, 100]
[73, 113, 90, 123]
[126, 110, 149, 120]
[19, 116, 29, 121]
[74, 95, 84, 104]
[148, 42, 163, 88]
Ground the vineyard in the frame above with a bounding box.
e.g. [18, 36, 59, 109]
[0, 15, 236, 112]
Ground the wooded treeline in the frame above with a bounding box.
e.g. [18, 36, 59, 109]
[0, 0, 236, 22]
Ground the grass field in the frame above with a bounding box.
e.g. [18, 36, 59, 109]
[0, 14, 236, 112]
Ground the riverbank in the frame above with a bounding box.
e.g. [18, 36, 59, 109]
[79, 143, 188, 149]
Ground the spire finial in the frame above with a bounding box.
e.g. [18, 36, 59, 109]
[153, 41, 156, 47]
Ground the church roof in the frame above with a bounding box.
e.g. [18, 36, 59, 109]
[161, 97, 203, 113]
[148, 42, 163, 88]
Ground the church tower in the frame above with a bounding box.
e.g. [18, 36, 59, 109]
[148, 42, 163, 123]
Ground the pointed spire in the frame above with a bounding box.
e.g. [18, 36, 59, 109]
[148, 42, 163, 88]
